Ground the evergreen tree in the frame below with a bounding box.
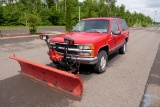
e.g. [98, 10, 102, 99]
[65, 0, 72, 31]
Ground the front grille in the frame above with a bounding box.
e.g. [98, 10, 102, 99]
[55, 42, 78, 55]
[56, 49, 78, 55]
[55, 43, 78, 49]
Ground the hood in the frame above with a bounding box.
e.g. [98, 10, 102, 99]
[50, 32, 108, 44]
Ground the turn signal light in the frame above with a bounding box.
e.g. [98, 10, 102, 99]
[39, 35, 49, 40]
[90, 45, 94, 50]
[90, 52, 94, 56]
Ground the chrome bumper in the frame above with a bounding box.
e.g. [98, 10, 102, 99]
[69, 57, 98, 65]
[48, 52, 97, 65]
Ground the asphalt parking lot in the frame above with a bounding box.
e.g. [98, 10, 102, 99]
[0, 27, 160, 107]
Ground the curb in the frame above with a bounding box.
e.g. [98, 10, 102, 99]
[0, 35, 39, 40]
[0, 33, 61, 40]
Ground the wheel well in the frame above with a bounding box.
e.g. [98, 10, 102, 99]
[125, 37, 128, 43]
[98, 45, 109, 55]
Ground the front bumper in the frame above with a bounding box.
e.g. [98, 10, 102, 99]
[48, 52, 98, 65]
[69, 57, 98, 65]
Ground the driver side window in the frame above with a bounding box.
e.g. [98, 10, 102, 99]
[112, 20, 119, 31]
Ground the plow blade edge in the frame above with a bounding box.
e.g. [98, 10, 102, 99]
[10, 55, 83, 99]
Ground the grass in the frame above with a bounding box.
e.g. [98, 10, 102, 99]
[0, 26, 65, 30]
[148, 24, 160, 26]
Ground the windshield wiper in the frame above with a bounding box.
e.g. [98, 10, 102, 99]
[71, 30, 80, 32]
[92, 30, 101, 33]
[85, 29, 101, 33]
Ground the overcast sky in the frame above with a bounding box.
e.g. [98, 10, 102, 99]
[116, 0, 160, 22]
[79, 0, 160, 22]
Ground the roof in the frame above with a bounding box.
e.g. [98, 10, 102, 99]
[82, 17, 119, 20]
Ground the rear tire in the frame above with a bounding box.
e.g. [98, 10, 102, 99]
[94, 50, 108, 73]
[119, 42, 126, 54]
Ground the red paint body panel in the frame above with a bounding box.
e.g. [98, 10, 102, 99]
[9, 55, 83, 99]
[50, 32, 107, 44]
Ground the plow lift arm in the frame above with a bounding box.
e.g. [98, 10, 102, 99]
[40, 35, 80, 73]
[10, 35, 83, 100]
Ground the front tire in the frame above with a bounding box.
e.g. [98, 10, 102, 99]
[94, 50, 108, 73]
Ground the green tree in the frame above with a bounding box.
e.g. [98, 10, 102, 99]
[39, 8, 52, 26]
[88, 6, 92, 17]
[46, 0, 56, 8]
[65, 0, 72, 31]
[119, 4, 125, 18]
[0, 0, 154, 27]
[0, 5, 4, 25]
[27, 14, 41, 34]
[49, 6, 65, 25]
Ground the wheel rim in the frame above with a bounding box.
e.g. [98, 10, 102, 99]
[123, 44, 126, 52]
[100, 56, 107, 70]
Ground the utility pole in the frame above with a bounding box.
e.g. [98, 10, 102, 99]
[56, 2, 57, 10]
[65, 0, 66, 16]
[79, 6, 80, 21]
[154, 11, 157, 24]
[24, 13, 27, 26]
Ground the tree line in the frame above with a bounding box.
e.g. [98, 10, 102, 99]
[0, 0, 153, 29]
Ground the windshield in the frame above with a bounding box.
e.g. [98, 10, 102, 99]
[72, 20, 109, 33]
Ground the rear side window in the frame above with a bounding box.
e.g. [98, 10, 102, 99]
[118, 19, 129, 31]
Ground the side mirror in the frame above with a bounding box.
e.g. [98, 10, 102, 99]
[112, 31, 121, 35]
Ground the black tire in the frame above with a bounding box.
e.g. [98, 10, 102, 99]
[119, 42, 126, 54]
[94, 50, 108, 73]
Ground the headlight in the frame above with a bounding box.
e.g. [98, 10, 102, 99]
[78, 45, 94, 50]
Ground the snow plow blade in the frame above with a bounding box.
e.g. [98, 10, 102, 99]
[10, 55, 83, 100]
